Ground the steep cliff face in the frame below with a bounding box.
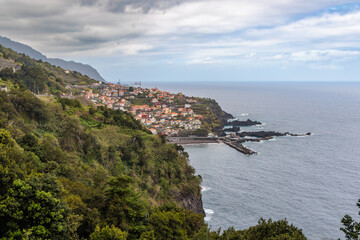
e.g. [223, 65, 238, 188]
[177, 186, 205, 215]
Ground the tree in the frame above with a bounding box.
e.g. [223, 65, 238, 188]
[103, 175, 148, 239]
[212, 218, 307, 240]
[0, 175, 68, 239]
[0, 67, 15, 80]
[240, 218, 307, 240]
[0, 129, 36, 195]
[146, 205, 206, 240]
[341, 199, 360, 240]
[147, 209, 188, 240]
[90, 225, 127, 240]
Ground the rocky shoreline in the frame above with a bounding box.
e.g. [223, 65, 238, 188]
[169, 122, 311, 155]
[228, 119, 262, 126]
[237, 131, 311, 138]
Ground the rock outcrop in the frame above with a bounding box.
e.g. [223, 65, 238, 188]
[177, 187, 205, 215]
[237, 131, 311, 138]
[228, 119, 262, 126]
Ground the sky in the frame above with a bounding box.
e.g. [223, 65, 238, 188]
[1, 0, 360, 82]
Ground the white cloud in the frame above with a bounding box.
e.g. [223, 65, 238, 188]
[308, 63, 343, 70]
[246, 10, 360, 51]
[1, 0, 360, 74]
[114, 43, 153, 55]
[289, 50, 360, 62]
[0, 0, 356, 55]
[187, 57, 220, 64]
[245, 52, 256, 58]
[272, 54, 284, 60]
[257, 50, 360, 64]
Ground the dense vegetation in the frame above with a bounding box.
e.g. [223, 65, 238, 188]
[0, 44, 97, 95]
[0, 87, 203, 239]
[340, 199, 360, 240]
[0, 44, 308, 239]
[192, 98, 233, 134]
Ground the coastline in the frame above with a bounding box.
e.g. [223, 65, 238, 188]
[167, 137, 220, 144]
[167, 136, 258, 155]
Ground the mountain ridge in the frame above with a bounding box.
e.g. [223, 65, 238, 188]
[0, 36, 106, 82]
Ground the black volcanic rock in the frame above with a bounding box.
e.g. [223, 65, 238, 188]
[228, 119, 261, 126]
[237, 131, 311, 138]
[225, 126, 240, 132]
[237, 131, 285, 137]
[217, 130, 227, 137]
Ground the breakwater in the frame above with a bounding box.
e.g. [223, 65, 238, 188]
[168, 130, 311, 155]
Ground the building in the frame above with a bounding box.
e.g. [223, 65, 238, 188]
[0, 84, 8, 92]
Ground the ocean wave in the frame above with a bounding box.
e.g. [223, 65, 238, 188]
[228, 118, 238, 122]
[201, 186, 212, 192]
[295, 135, 308, 138]
[204, 208, 214, 221]
[240, 113, 249, 116]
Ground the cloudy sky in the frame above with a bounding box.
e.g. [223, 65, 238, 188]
[1, 0, 360, 82]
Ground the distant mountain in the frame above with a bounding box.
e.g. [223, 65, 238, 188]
[0, 36, 106, 82]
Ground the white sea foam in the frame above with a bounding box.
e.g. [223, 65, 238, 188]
[228, 118, 238, 122]
[201, 186, 212, 192]
[241, 113, 249, 116]
[205, 209, 214, 214]
[204, 209, 214, 221]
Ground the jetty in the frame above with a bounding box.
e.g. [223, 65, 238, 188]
[222, 140, 257, 155]
[167, 130, 311, 156]
[167, 136, 258, 155]
[167, 137, 220, 144]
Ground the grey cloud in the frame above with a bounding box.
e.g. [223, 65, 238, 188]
[79, 0, 191, 13]
[0, 1, 68, 19]
[74, 34, 111, 44]
[1, 0, 359, 62]
[79, 0, 98, 6]
[108, 0, 185, 13]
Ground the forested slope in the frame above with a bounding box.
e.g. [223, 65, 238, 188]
[0, 44, 307, 239]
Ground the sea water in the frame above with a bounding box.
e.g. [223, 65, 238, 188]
[143, 82, 360, 240]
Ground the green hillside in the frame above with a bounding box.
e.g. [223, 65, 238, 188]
[0, 44, 97, 96]
[0, 44, 307, 239]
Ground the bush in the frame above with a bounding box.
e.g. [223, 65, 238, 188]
[90, 225, 127, 240]
[0, 176, 68, 239]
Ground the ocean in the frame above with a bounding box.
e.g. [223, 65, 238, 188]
[142, 81, 360, 240]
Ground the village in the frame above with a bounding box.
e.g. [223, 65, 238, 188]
[81, 82, 205, 136]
